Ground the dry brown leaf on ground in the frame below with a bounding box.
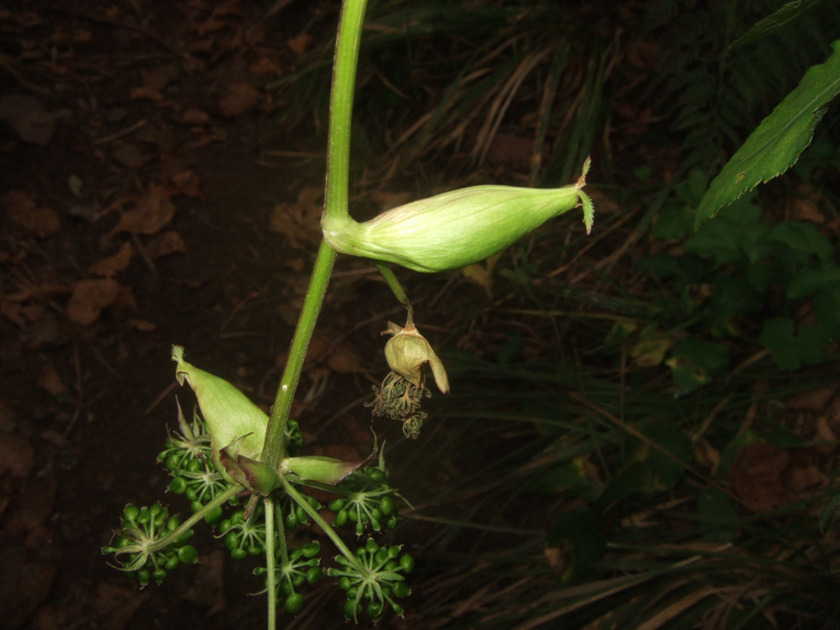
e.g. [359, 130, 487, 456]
[182, 107, 210, 125]
[130, 64, 181, 102]
[183, 550, 227, 615]
[0, 94, 57, 145]
[286, 32, 313, 55]
[0, 431, 35, 478]
[250, 55, 283, 77]
[111, 285, 138, 318]
[37, 360, 67, 397]
[370, 190, 411, 211]
[92, 582, 151, 630]
[109, 184, 176, 235]
[788, 183, 826, 224]
[88, 242, 133, 277]
[219, 81, 261, 117]
[129, 319, 156, 332]
[268, 186, 323, 248]
[169, 169, 203, 198]
[111, 140, 155, 169]
[730, 443, 796, 513]
[146, 230, 186, 259]
[0, 548, 56, 629]
[2, 190, 60, 238]
[66, 278, 120, 325]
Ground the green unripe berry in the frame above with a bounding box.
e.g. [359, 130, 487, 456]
[306, 567, 324, 584]
[392, 581, 411, 598]
[337, 576, 352, 590]
[343, 600, 357, 619]
[302, 541, 320, 558]
[366, 467, 386, 483]
[204, 505, 223, 525]
[379, 495, 396, 516]
[168, 477, 187, 494]
[400, 553, 415, 573]
[178, 545, 199, 564]
[365, 601, 383, 620]
[284, 593, 305, 614]
[230, 548, 248, 561]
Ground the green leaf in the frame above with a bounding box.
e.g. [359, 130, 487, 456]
[759, 317, 829, 370]
[666, 337, 730, 396]
[731, 0, 826, 49]
[813, 286, 840, 339]
[651, 203, 694, 240]
[763, 221, 832, 262]
[695, 39, 840, 227]
[787, 262, 840, 299]
[697, 487, 740, 543]
[545, 506, 605, 583]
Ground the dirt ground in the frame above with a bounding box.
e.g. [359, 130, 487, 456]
[0, 2, 437, 627]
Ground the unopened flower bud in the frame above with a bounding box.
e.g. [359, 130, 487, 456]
[171, 345, 267, 468]
[383, 322, 449, 394]
[323, 162, 592, 273]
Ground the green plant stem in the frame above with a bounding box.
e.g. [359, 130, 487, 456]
[375, 262, 413, 323]
[262, 0, 369, 469]
[146, 485, 241, 554]
[282, 477, 369, 577]
[264, 496, 277, 630]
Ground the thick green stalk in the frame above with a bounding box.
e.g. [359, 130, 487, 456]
[146, 484, 241, 553]
[264, 497, 277, 630]
[262, 0, 368, 468]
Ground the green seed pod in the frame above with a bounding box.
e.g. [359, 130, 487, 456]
[171, 345, 267, 468]
[322, 162, 593, 273]
[383, 322, 449, 393]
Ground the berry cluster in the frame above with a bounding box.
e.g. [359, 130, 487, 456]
[102, 503, 197, 587]
[328, 538, 414, 621]
[330, 465, 400, 536]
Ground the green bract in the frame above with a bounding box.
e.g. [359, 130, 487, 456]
[281, 455, 361, 485]
[322, 164, 592, 273]
[171, 345, 267, 468]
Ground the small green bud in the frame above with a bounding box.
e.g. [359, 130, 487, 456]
[383, 322, 449, 393]
[171, 346, 267, 469]
[322, 163, 592, 273]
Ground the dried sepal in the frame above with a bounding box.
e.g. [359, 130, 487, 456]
[383, 322, 449, 394]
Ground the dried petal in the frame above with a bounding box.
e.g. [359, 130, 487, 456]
[384, 322, 449, 394]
